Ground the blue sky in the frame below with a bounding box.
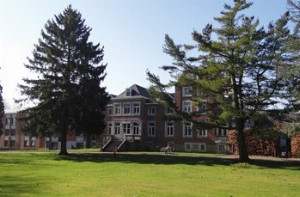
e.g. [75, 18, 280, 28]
[0, 0, 288, 110]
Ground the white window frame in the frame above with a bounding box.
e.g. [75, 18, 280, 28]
[147, 121, 156, 137]
[123, 123, 131, 134]
[182, 86, 192, 97]
[185, 142, 206, 152]
[183, 122, 192, 138]
[133, 122, 140, 135]
[148, 106, 156, 116]
[125, 88, 131, 96]
[114, 122, 121, 134]
[197, 101, 207, 114]
[114, 103, 121, 115]
[123, 102, 131, 115]
[165, 121, 174, 137]
[108, 122, 113, 135]
[132, 102, 140, 115]
[183, 100, 192, 113]
[197, 129, 207, 138]
[215, 128, 228, 136]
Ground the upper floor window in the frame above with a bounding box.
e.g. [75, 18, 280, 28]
[183, 101, 192, 113]
[11, 129, 16, 136]
[114, 103, 121, 115]
[123, 103, 131, 115]
[165, 107, 173, 115]
[165, 121, 174, 137]
[182, 86, 192, 97]
[6, 118, 11, 125]
[215, 128, 228, 136]
[12, 117, 16, 125]
[108, 108, 113, 116]
[197, 129, 207, 137]
[183, 122, 192, 137]
[147, 122, 156, 137]
[132, 102, 140, 115]
[5, 129, 9, 136]
[197, 102, 207, 114]
[148, 106, 156, 116]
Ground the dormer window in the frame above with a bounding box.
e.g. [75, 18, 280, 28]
[125, 88, 131, 96]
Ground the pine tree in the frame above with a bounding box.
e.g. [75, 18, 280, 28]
[147, 0, 289, 162]
[0, 81, 4, 136]
[18, 5, 109, 155]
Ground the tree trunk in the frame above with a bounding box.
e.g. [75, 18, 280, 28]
[86, 133, 91, 148]
[236, 119, 249, 162]
[59, 131, 68, 155]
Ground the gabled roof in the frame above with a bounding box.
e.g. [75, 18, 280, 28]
[112, 84, 151, 100]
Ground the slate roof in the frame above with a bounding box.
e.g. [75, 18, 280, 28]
[112, 84, 151, 100]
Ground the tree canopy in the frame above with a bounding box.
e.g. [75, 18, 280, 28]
[18, 5, 109, 154]
[147, 0, 289, 162]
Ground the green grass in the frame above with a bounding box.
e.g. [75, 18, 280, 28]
[0, 152, 299, 197]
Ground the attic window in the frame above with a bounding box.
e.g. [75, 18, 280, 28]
[125, 88, 131, 96]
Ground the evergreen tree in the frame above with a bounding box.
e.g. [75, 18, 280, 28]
[147, 0, 289, 162]
[18, 6, 109, 154]
[0, 79, 4, 136]
[285, 0, 300, 106]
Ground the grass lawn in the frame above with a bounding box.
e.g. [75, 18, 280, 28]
[0, 152, 299, 197]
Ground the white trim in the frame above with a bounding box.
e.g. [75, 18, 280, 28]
[182, 86, 192, 97]
[165, 121, 175, 137]
[147, 106, 156, 116]
[132, 101, 141, 115]
[182, 121, 192, 138]
[147, 121, 156, 137]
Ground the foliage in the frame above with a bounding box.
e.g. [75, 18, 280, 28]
[282, 122, 300, 137]
[0, 152, 299, 196]
[0, 80, 4, 136]
[147, 0, 289, 162]
[18, 6, 109, 154]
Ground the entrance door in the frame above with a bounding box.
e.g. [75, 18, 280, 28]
[114, 122, 122, 140]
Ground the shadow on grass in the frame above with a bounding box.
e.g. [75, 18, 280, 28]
[0, 175, 40, 196]
[55, 153, 300, 170]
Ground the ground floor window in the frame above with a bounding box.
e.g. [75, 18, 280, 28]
[147, 122, 155, 137]
[218, 144, 226, 153]
[4, 140, 8, 147]
[165, 121, 174, 137]
[10, 140, 15, 148]
[133, 122, 140, 135]
[24, 140, 29, 147]
[123, 123, 131, 134]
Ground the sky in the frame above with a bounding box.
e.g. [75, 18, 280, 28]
[0, 0, 288, 111]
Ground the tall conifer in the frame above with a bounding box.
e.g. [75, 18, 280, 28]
[147, 0, 289, 162]
[18, 6, 109, 154]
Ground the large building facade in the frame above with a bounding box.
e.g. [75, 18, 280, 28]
[102, 84, 230, 153]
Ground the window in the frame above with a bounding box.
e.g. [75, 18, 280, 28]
[4, 140, 8, 147]
[108, 109, 112, 116]
[165, 121, 174, 137]
[133, 122, 140, 135]
[10, 140, 15, 148]
[108, 123, 113, 135]
[147, 122, 155, 137]
[148, 106, 156, 116]
[165, 107, 173, 115]
[197, 129, 207, 138]
[123, 123, 131, 134]
[185, 143, 191, 151]
[182, 86, 192, 97]
[24, 140, 29, 148]
[185, 143, 206, 152]
[115, 123, 121, 134]
[12, 117, 16, 125]
[6, 118, 11, 125]
[31, 140, 35, 148]
[114, 103, 121, 115]
[123, 103, 131, 115]
[5, 129, 9, 136]
[125, 88, 131, 96]
[215, 128, 228, 136]
[183, 101, 192, 113]
[132, 102, 140, 115]
[197, 102, 207, 113]
[218, 144, 226, 153]
[11, 129, 16, 136]
[183, 122, 192, 137]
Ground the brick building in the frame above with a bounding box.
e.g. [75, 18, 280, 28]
[0, 112, 99, 150]
[102, 84, 229, 153]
